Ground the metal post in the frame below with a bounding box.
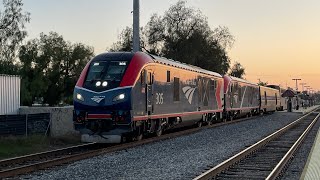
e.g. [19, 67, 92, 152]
[25, 114, 28, 137]
[45, 113, 52, 136]
[133, 0, 140, 52]
[292, 78, 301, 91]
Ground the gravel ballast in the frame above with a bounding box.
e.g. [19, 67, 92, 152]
[21, 112, 303, 180]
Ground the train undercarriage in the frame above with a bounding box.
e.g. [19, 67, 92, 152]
[79, 112, 223, 143]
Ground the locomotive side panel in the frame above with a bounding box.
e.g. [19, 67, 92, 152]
[259, 86, 280, 112]
[223, 76, 260, 117]
[238, 83, 260, 111]
[130, 68, 147, 118]
[131, 63, 223, 122]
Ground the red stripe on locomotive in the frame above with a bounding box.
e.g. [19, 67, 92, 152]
[120, 52, 153, 87]
[87, 114, 112, 119]
[76, 59, 93, 87]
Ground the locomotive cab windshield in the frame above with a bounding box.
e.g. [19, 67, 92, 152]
[84, 60, 128, 92]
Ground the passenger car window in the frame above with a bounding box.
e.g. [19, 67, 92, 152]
[147, 72, 153, 85]
[167, 71, 170, 82]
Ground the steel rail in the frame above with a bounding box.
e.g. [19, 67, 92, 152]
[0, 115, 259, 178]
[193, 110, 318, 180]
[266, 112, 320, 180]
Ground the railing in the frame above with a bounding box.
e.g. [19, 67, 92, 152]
[0, 113, 51, 136]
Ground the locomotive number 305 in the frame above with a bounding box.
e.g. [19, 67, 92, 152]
[156, 93, 164, 104]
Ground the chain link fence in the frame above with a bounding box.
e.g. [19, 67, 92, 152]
[0, 113, 51, 136]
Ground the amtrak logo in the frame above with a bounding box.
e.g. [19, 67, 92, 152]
[91, 96, 105, 103]
[182, 86, 196, 104]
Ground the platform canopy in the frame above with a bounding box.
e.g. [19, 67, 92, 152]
[281, 89, 296, 97]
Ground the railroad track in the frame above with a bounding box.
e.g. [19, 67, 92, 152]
[194, 109, 320, 180]
[0, 115, 261, 178]
[0, 142, 103, 178]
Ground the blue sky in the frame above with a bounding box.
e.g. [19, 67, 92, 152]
[22, 0, 320, 90]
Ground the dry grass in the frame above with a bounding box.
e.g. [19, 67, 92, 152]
[0, 134, 81, 159]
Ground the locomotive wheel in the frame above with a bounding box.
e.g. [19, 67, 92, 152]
[121, 136, 128, 143]
[134, 126, 144, 141]
[197, 121, 203, 127]
[260, 110, 264, 116]
[155, 127, 163, 137]
[228, 113, 233, 121]
[155, 119, 164, 137]
[135, 133, 143, 141]
[226, 112, 233, 121]
[207, 115, 216, 125]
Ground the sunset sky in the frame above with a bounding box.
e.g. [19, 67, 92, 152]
[23, 0, 320, 91]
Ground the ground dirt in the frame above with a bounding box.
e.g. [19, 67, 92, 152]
[0, 134, 81, 159]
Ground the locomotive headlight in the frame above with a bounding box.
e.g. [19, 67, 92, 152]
[76, 93, 84, 101]
[113, 93, 125, 102]
[96, 81, 101, 87]
[102, 81, 108, 87]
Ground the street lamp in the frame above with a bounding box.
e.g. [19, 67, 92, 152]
[292, 78, 301, 91]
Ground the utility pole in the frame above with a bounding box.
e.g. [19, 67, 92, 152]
[300, 83, 306, 92]
[133, 0, 140, 52]
[292, 78, 301, 91]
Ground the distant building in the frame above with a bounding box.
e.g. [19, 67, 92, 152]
[0, 74, 21, 115]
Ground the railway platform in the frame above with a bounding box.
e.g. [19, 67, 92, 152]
[292, 105, 320, 114]
[301, 126, 320, 180]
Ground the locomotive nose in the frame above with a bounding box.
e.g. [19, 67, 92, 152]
[74, 86, 131, 107]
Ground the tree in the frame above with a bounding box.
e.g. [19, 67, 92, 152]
[109, 26, 146, 52]
[144, 14, 164, 54]
[19, 32, 94, 106]
[108, 0, 233, 74]
[109, 26, 133, 52]
[63, 43, 94, 103]
[258, 79, 268, 86]
[229, 62, 245, 78]
[145, 1, 212, 61]
[212, 26, 235, 50]
[0, 0, 30, 74]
